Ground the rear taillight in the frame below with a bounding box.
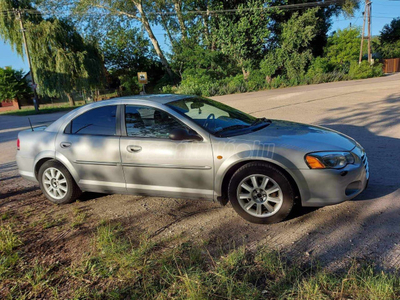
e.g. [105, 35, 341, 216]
[17, 138, 20, 150]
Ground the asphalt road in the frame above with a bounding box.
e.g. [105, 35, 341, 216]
[1, 73, 400, 271]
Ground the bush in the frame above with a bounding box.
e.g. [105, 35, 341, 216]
[348, 61, 383, 79]
[176, 74, 247, 97]
[118, 74, 141, 95]
[246, 70, 267, 91]
[306, 57, 348, 84]
[306, 57, 332, 79]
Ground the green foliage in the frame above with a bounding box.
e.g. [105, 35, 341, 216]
[102, 26, 153, 71]
[172, 41, 239, 80]
[0, 1, 105, 104]
[118, 74, 141, 95]
[377, 18, 400, 59]
[260, 8, 319, 81]
[380, 17, 400, 44]
[325, 27, 362, 65]
[348, 61, 384, 79]
[0, 67, 31, 102]
[212, 0, 272, 72]
[28, 18, 105, 99]
[177, 74, 247, 97]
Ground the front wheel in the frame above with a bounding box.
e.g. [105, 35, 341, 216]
[38, 160, 81, 204]
[228, 162, 295, 224]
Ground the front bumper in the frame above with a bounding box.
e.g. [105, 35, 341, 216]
[295, 147, 369, 207]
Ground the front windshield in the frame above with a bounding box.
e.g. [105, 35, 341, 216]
[166, 97, 258, 136]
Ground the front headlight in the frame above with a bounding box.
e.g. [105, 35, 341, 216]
[305, 152, 355, 169]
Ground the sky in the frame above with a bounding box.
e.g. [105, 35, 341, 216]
[1, 0, 399, 73]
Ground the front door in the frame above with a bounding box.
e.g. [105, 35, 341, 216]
[55, 105, 125, 193]
[119, 105, 214, 200]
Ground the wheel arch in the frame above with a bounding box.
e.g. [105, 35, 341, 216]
[34, 156, 79, 185]
[218, 159, 301, 206]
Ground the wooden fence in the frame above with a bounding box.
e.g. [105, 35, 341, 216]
[383, 58, 400, 73]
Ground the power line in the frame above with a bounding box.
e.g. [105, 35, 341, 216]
[0, 0, 347, 17]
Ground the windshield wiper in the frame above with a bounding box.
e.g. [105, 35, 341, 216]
[251, 117, 271, 126]
[214, 124, 250, 136]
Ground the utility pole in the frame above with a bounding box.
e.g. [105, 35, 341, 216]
[367, 0, 372, 63]
[359, 0, 372, 64]
[15, 9, 39, 111]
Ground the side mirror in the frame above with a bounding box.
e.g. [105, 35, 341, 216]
[169, 128, 202, 141]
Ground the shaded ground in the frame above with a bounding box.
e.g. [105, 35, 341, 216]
[1, 74, 400, 296]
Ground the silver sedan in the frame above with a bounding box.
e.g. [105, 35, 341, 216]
[16, 95, 369, 224]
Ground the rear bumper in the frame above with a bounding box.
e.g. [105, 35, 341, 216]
[16, 154, 37, 183]
[296, 149, 369, 207]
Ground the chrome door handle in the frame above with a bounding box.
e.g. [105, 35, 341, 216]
[127, 145, 142, 153]
[60, 142, 71, 148]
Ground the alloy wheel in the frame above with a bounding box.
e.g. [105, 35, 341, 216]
[236, 174, 283, 218]
[42, 167, 68, 200]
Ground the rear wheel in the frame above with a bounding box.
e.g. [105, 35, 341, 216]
[38, 160, 81, 204]
[228, 162, 295, 224]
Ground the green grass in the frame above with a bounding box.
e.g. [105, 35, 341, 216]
[70, 207, 88, 228]
[1, 220, 400, 299]
[0, 104, 81, 116]
[0, 223, 22, 281]
[67, 222, 400, 299]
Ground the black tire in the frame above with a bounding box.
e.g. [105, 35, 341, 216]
[38, 160, 81, 204]
[228, 162, 294, 224]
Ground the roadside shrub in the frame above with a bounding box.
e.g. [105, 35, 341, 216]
[222, 74, 247, 94]
[270, 75, 288, 89]
[348, 61, 384, 79]
[306, 57, 332, 79]
[118, 74, 141, 95]
[246, 70, 267, 91]
[160, 85, 176, 94]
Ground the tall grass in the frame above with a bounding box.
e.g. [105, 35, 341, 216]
[1, 221, 399, 299]
[69, 222, 400, 299]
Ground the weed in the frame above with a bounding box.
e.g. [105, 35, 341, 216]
[1, 212, 11, 220]
[71, 208, 88, 228]
[0, 224, 22, 255]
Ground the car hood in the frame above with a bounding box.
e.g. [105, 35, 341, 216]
[229, 120, 357, 152]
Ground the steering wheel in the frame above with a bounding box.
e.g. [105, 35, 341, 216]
[203, 113, 215, 129]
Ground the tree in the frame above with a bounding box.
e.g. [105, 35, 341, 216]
[0, 1, 105, 106]
[26, 18, 105, 106]
[102, 26, 155, 72]
[211, 0, 272, 77]
[268, 0, 360, 57]
[380, 17, 400, 44]
[101, 24, 165, 92]
[0, 67, 31, 106]
[377, 18, 400, 59]
[61, 0, 174, 77]
[325, 27, 361, 65]
[260, 8, 319, 80]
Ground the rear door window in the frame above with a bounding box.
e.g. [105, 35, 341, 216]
[68, 106, 117, 136]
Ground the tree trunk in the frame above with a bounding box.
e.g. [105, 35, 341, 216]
[201, 3, 211, 48]
[173, 0, 187, 40]
[242, 68, 250, 80]
[66, 93, 75, 107]
[160, 13, 175, 47]
[136, 2, 173, 78]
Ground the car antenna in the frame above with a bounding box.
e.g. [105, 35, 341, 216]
[28, 118, 34, 131]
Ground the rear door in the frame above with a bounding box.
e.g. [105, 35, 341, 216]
[119, 104, 214, 200]
[55, 105, 126, 193]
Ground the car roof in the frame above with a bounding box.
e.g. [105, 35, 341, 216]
[115, 94, 192, 105]
[45, 94, 194, 132]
